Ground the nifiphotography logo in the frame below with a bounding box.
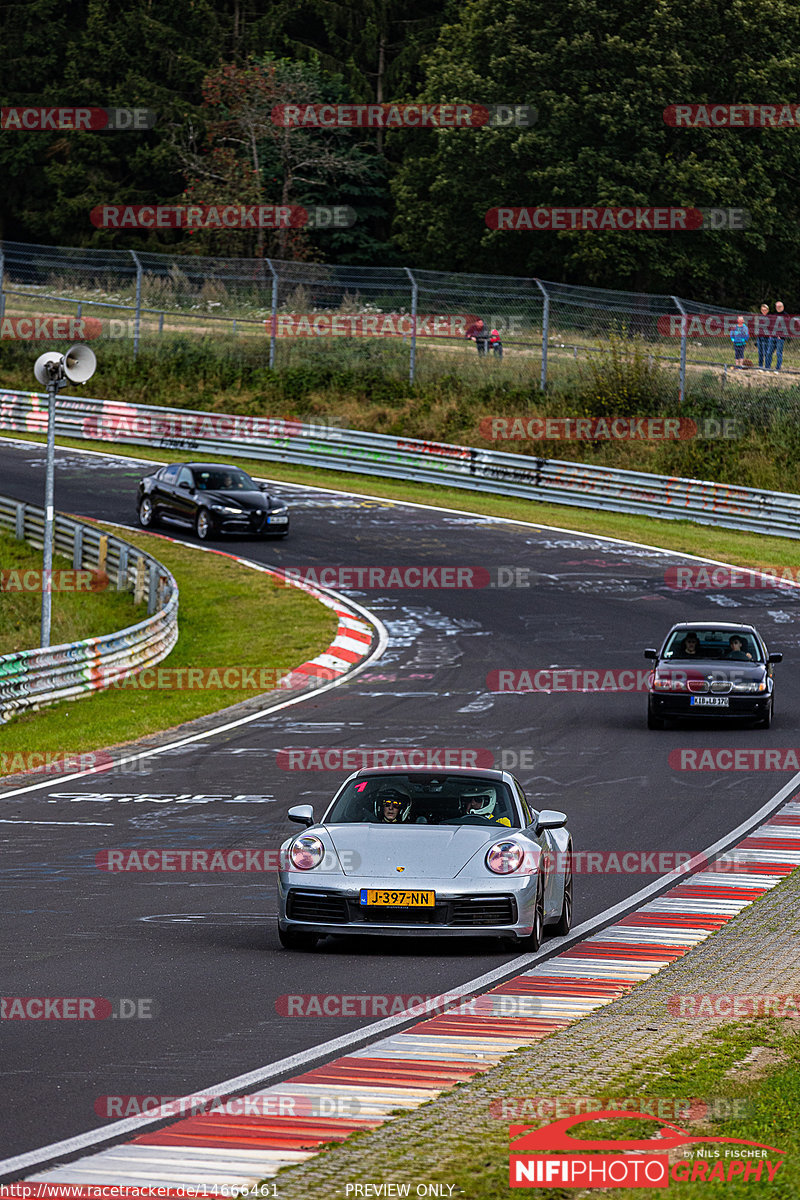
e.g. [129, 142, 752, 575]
[508, 1111, 785, 1188]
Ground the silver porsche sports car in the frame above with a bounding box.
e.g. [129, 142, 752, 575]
[277, 767, 573, 951]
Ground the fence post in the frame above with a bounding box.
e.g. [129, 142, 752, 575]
[534, 279, 550, 391]
[404, 267, 418, 385]
[266, 259, 278, 369]
[130, 250, 142, 360]
[672, 295, 687, 404]
[0, 245, 5, 321]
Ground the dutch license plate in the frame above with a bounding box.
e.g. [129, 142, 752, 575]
[690, 696, 730, 707]
[360, 889, 435, 907]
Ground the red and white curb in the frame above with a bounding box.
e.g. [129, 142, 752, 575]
[19, 795, 800, 1192]
[97, 527, 379, 692]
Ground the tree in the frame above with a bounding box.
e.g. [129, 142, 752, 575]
[174, 56, 387, 260]
[389, 0, 800, 302]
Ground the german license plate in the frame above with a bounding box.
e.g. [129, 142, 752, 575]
[268, 515, 289, 524]
[360, 889, 435, 907]
[690, 696, 729, 707]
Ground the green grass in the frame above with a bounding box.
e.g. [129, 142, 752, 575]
[0, 524, 338, 771]
[0, 528, 144, 656]
[4, 332, 800, 496]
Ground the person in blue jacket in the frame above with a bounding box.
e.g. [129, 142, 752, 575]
[730, 315, 749, 369]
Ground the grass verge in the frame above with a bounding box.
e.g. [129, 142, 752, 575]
[0, 525, 338, 771]
[0, 528, 143, 656]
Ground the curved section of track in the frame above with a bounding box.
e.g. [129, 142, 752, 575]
[1, 437, 798, 1168]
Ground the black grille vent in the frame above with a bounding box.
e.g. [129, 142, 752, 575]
[450, 896, 516, 926]
[286, 890, 348, 923]
[360, 905, 441, 925]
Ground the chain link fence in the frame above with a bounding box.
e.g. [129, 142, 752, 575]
[1, 241, 798, 414]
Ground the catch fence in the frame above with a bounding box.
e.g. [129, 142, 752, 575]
[1, 242, 796, 404]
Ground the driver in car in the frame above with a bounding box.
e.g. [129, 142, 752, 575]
[458, 786, 512, 827]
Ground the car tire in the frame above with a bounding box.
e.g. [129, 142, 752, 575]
[520, 876, 545, 952]
[278, 926, 319, 950]
[195, 509, 215, 541]
[756, 699, 773, 729]
[647, 703, 665, 730]
[138, 496, 158, 528]
[551, 859, 573, 937]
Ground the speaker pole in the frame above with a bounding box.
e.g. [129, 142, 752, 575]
[40, 376, 58, 647]
[33, 344, 97, 647]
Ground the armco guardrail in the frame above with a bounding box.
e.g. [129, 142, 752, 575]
[0, 493, 178, 724]
[0, 388, 798, 539]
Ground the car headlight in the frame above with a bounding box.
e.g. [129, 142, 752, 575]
[290, 834, 325, 870]
[652, 675, 686, 691]
[732, 681, 766, 693]
[270, 506, 288, 514]
[211, 504, 245, 515]
[486, 841, 528, 875]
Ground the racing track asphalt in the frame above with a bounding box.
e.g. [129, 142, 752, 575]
[1, 437, 798, 1164]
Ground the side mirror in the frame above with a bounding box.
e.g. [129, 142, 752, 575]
[769, 652, 783, 664]
[536, 809, 568, 834]
[258, 482, 269, 492]
[288, 804, 314, 827]
[178, 481, 192, 491]
[644, 648, 657, 660]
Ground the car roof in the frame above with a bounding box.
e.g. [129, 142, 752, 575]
[184, 462, 252, 471]
[665, 622, 760, 634]
[351, 766, 508, 781]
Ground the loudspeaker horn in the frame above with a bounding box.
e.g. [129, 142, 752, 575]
[63, 344, 97, 384]
[33, 352, 64, 386]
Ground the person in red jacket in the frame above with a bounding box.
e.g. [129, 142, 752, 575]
[488, 328, 503, 358]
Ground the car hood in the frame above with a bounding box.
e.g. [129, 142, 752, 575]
[202, 488, 273, 510]
[325, 823, 518, 879]
[657, 659, 766, 680]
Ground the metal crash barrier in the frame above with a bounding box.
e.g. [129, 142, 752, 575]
[0, 493, 178, 723]
[0, 388, 797, 538]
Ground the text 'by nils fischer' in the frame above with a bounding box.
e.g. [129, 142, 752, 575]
[486, 207, 749, 230]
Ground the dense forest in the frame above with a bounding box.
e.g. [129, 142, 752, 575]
[3, 0, 800, 301]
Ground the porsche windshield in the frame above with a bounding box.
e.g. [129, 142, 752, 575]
[325, 774, 520, 828]
[662, 629, 763, 662]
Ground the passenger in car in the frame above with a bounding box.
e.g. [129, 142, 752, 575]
[726, 635, 753, 661]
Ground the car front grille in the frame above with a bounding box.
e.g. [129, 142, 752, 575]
[286, 889, 349, 923]
[286, 890, 518, 928]
[450, 896, 517, 926]
[358, 904, 443, 925]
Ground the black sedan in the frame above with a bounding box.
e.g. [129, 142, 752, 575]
[136, 462, 289, 540]
[645, 622, 781, 729]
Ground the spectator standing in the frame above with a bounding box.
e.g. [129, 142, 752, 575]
[756, 303, 770, 370]
[730, 315, 749, 369]
[465, 318, 489, 356]
[766, 300, 787, 372]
